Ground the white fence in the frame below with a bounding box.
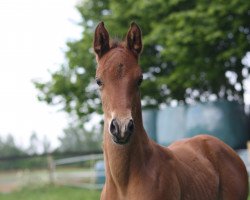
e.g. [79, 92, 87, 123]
[48, 154, 104, 189]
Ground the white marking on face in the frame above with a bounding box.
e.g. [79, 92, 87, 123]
[121, 125, 126, 138]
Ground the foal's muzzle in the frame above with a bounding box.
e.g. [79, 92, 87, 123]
[109, 118, 134, 144]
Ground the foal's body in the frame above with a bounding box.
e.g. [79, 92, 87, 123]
[93, 22, 248, 200]
[102, 133, 248, 200]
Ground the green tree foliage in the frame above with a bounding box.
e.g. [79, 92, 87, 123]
[58, 124, 102, 152]
[0, 134, 25, 157]
[34, 0, 250, 121]
[27, 132, 40, 155]
[42, 135, 51, 154]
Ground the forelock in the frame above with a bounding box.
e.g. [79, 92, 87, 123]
[110, 38, 124, 49]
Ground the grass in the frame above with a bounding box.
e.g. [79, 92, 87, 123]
[0, 185, 101, 200]
[0, 184, 250, 200]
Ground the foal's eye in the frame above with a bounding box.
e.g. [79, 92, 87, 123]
[137, 75, 143, 86]
[95, 78, 103, 87]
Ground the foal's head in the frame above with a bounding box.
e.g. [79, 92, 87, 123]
[94, 22, 143, 145]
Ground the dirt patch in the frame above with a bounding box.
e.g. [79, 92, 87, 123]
[0, 183, 20, 193]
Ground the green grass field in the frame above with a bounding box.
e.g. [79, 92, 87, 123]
[0, 184, 250, 200]
[0, 185, 101, 200]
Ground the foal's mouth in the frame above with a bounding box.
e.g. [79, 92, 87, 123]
[111, 131, 132, 145]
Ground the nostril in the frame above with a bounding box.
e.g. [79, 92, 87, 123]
[127, 119, 134, 132]
[110, 119, 119, 135]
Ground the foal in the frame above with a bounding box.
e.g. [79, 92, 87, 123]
[93, 22, 248, 200]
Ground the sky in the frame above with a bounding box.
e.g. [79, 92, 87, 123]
[0, 0, 250, 151]
[0, 0, 82, 149]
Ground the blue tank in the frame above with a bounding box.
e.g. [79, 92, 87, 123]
[142, 100, 249, 149]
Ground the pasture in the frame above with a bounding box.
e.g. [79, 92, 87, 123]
[0, 183, 250, 200]
[0, 185, 101, 200]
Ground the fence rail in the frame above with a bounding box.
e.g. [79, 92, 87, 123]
[48, 153, 104, 189]
[54, 154, 103, 165]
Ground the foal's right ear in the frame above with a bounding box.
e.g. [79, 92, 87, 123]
[93, 22, 110, 58]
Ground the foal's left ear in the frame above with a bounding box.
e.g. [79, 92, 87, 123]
[126, 22, 142, 56]
[94, 22, 110, 58]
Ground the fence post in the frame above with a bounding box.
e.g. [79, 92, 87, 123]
[47, 155, 55, 184]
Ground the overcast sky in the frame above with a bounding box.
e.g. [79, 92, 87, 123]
[0, 0, 250, 151]
[0, 0, 81, 149]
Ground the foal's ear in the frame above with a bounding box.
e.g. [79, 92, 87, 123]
[94, 22, 110, 58]
[126, 22, 142, 56]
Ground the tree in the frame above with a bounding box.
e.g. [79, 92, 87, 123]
[27, 132, 40, 155]
[42, 135, 51, 154]
[0, 134, 25, 157]
[34, 0, 250, 122]
[57, 124, 102, 152]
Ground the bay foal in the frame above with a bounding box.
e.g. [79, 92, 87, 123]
[93, 22, 248, 200]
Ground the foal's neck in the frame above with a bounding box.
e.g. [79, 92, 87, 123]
[103, 108, 151, 192]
